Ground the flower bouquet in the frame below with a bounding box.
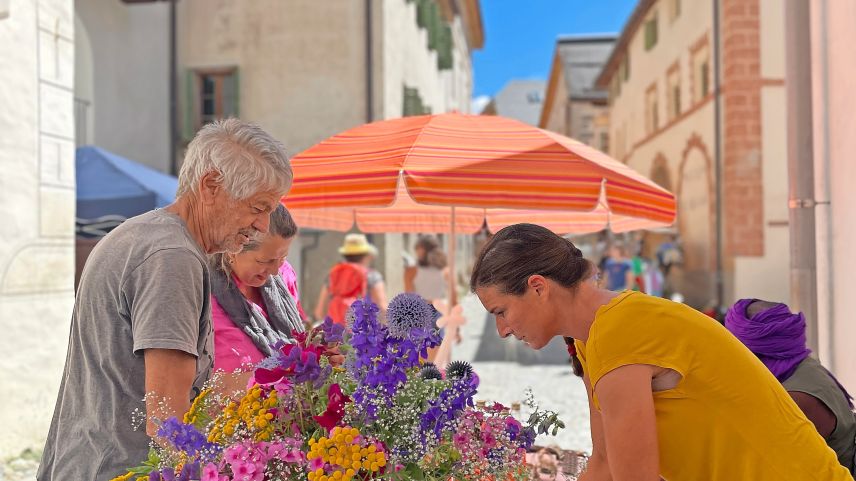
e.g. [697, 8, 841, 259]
[113, 294, 564, 481]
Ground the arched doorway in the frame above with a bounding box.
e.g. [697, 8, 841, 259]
[675, 135, 715, 309]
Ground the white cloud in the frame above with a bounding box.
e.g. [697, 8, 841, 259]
[470, 95, 491, 114]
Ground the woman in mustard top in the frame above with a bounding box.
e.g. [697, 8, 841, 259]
[470, 223, 852, 481]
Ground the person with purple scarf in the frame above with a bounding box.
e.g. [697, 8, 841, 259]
[726, 298, 856, 474]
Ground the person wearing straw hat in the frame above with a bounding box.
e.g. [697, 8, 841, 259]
[314, 233, 388, 324]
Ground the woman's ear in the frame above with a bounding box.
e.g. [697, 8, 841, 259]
[528, 275, 547, 296]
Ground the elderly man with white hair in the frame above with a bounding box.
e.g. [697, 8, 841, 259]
[37, 119, 293, 481]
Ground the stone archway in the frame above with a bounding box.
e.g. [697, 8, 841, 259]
[673, 133, 716, 308]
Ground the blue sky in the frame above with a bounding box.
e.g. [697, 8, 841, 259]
[472, 0, 637, 103]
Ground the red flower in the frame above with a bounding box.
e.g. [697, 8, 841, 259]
[312, 383, 351, 431]
[251, 366, 291, 387]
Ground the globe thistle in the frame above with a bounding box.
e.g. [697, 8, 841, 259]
[419, 363, 443, 381]
[445, 360, 474, 380]
[386, 293, 439, 339]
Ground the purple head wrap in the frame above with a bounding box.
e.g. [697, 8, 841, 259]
[726, 298, 853, 408]
[725, 298, 811, 380]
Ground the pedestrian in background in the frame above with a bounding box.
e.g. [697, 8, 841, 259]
[314, 234, 387, 324]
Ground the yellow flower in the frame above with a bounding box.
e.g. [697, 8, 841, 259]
[108, 472, 134, 481]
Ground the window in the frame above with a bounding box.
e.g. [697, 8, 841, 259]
[691, 44, 711, 103]
[644, 12, 658, 51]
[609, 75, 621, 104]
[645, 84, 659, 134]
[700, 61, 710, 97]
[667, 66, 681, 120]
[527, 91, 543, 104]
[183, 68, 239, 141]
[620, 55, 630, 82]
[600, 132, 609, 153]
[669, 0, 681, 23]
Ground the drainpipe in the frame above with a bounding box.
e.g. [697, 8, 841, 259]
[168, 0, 178, 175]
[712, 0, 724, 310]
[365, 0, 374, 123]
[814, 0, 834, 369]
[785, 0, 819, 354]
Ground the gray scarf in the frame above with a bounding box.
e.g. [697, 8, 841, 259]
[210, 266, 305, 357]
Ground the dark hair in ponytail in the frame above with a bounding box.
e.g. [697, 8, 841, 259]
[469, 223, 594, 296]
[564, 337, 584, 378]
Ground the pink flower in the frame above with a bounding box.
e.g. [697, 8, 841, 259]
[453, 432, 469, 447]
[281, 449, 305, 464]
[201, 463, 220, 481]
[482, 432, 497, 449]
[231, 460, 261, 481]
[308, 456, 325, 471]
[224, 445, 248, 465]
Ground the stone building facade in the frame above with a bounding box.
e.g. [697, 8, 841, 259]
[0, 0, 76, 456]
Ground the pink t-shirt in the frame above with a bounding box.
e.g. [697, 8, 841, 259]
[212, 262, 302, 373]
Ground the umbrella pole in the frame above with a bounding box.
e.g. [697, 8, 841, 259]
[449, 206, 457, 307]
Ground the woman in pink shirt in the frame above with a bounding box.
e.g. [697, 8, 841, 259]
[209, 205, 305, 390]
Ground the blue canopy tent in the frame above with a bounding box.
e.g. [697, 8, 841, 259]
[76, 146, 178, 220]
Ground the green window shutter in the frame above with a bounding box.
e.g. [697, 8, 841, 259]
[416, 0, 431, 29]
[427, 1, 440, 51]
[437, 23, 453, 70]
[223, 69, 240, 118]
[644, 15, 658, 51]
[403, 86, 416, 117]
[623, 55, 630, 81]
[403, 85, 430, 116]
[182, 69, 197, 142]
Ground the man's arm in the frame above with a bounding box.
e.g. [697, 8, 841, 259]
[594, 364, 660, 481]
[144, 349, 197, 437]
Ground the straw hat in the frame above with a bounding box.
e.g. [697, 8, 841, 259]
[338, 233, 378, 256]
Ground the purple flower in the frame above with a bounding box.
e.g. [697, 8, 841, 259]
[518, 426, 536, 450]
[157, 418, 221, 460]
[320, 316, 345, 343]
[505, 416, 522, 442]
[418, 375, 478, 444]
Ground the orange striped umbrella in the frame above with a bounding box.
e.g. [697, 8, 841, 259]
[290, 183, 669, 235]
[286, 113, 675, 224]
[286, 112, 675, 232]
[286, 113, 676, 306]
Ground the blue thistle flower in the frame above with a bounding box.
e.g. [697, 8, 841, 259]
[445, 360, 474, 380]
[386, 293, 439, 338]
[419, 363, 443, 380]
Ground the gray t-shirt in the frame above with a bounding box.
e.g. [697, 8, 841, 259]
[37, 209, 213, 481]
